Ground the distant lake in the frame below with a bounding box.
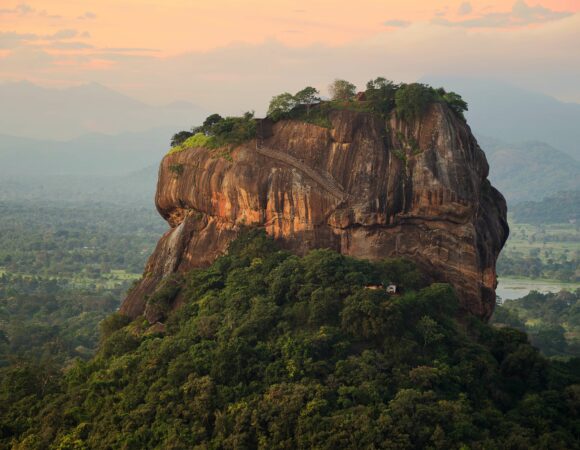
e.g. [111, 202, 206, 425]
[497, 277, 580, 301]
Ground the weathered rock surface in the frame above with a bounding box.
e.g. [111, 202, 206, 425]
[120, 104, 508, 321]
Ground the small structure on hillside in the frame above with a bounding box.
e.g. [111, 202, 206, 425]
[364, 283, 398, 294]
[255, 118, 273, 149]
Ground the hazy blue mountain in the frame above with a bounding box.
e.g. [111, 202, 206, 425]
[510, 190, 579, 224]
[422, 76, 580, 160]
[0, 81, 207, 140]
[478, 136, 580, 204]
[0, 128, 172, 177]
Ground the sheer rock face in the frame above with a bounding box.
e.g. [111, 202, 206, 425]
[120, 104, 509, 321]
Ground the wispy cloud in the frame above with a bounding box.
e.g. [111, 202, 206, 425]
[2, 12, 580, 106]
[78, 12, 97, 20]
[39, 10, 62, 19]
[434, 0, 574, 28]
[49, 41, 94, 50]
[458, 2, 472, 16]
[51, 29, 79, 40]
[0, 32, 37, 50]
[0, 3, 33, 15]
[0, 3, 61, 19]
[0, 30, 83, 49]
[104, 47, 159, 53]
[383, 20, 411, 28]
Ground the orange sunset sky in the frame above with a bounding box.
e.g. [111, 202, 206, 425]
[1, 0, 579, 110]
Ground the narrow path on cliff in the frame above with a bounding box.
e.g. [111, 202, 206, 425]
[254, 146, 349, 201]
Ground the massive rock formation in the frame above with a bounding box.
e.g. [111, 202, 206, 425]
[121, 103, 508, 321]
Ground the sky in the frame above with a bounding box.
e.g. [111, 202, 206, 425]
[1, 0, 579, 112]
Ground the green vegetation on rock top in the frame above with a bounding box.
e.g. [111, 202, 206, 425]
[167, 112, 256, 157]
[3, 231, 579, 449]
[167, 133, 211, 154]
[267, 77, 468, 125]
[167, 77, 468, 156]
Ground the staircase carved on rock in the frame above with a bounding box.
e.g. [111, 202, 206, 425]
[253, 144, 348, 202]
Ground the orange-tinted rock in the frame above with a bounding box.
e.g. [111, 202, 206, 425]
[121, 104, 508, 321]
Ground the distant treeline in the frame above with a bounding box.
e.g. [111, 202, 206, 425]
[492, 289, 580, 357]
[0, 275, 120, 367]
[497, 253, 579, 282]
[512, 190, 580, 224]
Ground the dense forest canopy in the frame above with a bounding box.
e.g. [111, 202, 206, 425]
[2, 232, 578, 449]
[0, 200, 165, 369]
[492, 289, 580, 357]
[0, 201, 165, 278]
[0, 276, 119, 366]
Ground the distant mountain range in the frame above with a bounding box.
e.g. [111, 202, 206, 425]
[0, 81, 207, 140]
[479, 136, 580, 204]
[1, 79, 579, 207]
[0, 128, 171, 177]
[422, 77, 580, 161]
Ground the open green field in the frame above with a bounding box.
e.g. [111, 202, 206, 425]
[496, 220, 579, 284]
[503, 221, 580, 261]
[0, 266, 141, 291]
[497, 276, 580, 300]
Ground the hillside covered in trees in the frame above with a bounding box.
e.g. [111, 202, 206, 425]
[2, 232, 578, 449]
[511, 190, 580, 225]
[493, 289, 580, 357]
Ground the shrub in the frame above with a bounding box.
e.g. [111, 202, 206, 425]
[144, 274, 184, 322]
[168, 163, 184, 176]
[167, 133, 211, 154]
[202, 113, 224, 130]
[170, 130, 194, 147]
[294, 87, 321, 115]
[395, 83, 436, 122]
[99, 313, 131, 342]
[365, 77, 397, 117]
[167, 113, 257, 156]
[267, 92, 297, 121]
[99, 328, 140, 358]
[395, 83, 468, 122]
[328, 79, 357, 101]
[437, 88, 468, 119]
[208, 112, 256, 147]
